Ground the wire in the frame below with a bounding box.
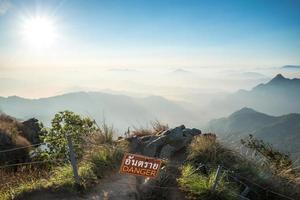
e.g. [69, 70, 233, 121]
[0, 142, 45, 153]
[0, 159, 66, 169]
[221, 165, 296, 200]
[0, 137, 67, 154]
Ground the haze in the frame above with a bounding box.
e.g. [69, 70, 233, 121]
[1, 0, 300, 99]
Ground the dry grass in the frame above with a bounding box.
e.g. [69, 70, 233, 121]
[186, 134, 300, 200]
[187, 134, 240, 168]
[0, 114, 31, 165]
[130, 120, 168, 137]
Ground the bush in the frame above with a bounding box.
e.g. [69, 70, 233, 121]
[187, 134, 241, 169]
[86, 121, 114, 145]
[89, 145, 125, 179]
[241, 134, 294, 175]
[40, 110, 97, 160]
[178, 164, 239, 200]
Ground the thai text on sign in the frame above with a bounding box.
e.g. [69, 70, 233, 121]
[119, 153, 162, 178]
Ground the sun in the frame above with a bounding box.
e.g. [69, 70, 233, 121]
[21, 16, 57, 48]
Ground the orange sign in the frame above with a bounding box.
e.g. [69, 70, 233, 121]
[119, 153, 162, 178]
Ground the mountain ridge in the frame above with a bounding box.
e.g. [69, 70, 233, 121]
[207, 107, 300, 156]
[0, 91, 197, 132]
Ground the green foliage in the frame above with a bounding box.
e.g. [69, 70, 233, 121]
[178, 164, 239, 200]
[40, 110, 97, 160]
[89, 146, 125, 179]
[0, 142, 127, 200]
[241, 134, 293, 175]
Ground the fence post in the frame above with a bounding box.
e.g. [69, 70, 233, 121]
[66, 135, 80, 185]
[211, 165, 222, 192]
[240, 186, 250, 200]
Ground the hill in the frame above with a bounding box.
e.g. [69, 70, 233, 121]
[207, 107, 300, 156]
[0, 92, 197, 132]
[282, 65, 300, 69]
[211, 74, 300, 116]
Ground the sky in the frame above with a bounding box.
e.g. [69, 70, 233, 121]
[0, 0, 300, 97]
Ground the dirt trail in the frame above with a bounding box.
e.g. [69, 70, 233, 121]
[84, 173, 138, 200]
[23, 173, 138, 200]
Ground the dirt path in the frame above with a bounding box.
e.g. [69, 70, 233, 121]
[84, 173, 138, 200]
[23, 172, 138, 200]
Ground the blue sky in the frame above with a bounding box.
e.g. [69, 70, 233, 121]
[0, 0, 300, 69]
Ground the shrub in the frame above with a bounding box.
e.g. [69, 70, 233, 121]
[178, 164, 239, 200]
[241, 134, 294, 175]
[89, 145, 125, 179]
[86, 121, 114, 145]
[187, 134, 241, 168]
[40, 110, 97, 160]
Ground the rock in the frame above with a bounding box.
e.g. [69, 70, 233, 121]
[21, 118, 43, 144]
[161, 130, 171, 135]
[128, 125, 201, 159]
[127, 136, 140, 151]
[143, 135, 167, 157]
[183, 128, 201, 136]
[159, 144, 177, 159]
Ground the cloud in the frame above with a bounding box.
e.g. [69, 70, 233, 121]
[0, 0, 11, 16]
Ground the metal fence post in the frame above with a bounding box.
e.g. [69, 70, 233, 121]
[240, 186, 251, 200]
[211, 165, 222, 192]
[66, 135, 80, 185]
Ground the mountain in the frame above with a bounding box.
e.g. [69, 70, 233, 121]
[282, 65, 300, 69]
[171, 68, 191, 74]
[207, 107, 300, 156]
[211, 74, 300, 116]
[0, 92, 197, 133]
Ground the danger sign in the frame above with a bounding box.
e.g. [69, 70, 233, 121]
[120, 153, 162, 178]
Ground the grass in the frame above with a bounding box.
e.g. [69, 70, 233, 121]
[183, 134, 300, 200]
[178, 164, 239, 200]
[0, 141, 128, 200]
[131, 120, 168, 137]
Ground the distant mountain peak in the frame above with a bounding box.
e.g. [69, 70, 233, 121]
[282, 65, 300, 69]
[272, 73, 286, 81]
[231, 107, 258, 116]
[171, 68, 191, 74]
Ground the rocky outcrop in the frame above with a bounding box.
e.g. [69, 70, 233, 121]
[128, 125, 201, 159]
[21, 118, 43, 144]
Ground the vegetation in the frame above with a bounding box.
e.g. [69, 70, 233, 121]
[0, 114, 31, 165]
[180, 134, 300, 200]
[178, 164, 239, 200]
[0, 111, 127, 200]
[40, 110, 97, 160]
[130, 120, 168, 137]
[241, 134, 293, 175]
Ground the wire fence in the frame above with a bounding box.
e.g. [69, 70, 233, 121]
[0, 139, 298, 200]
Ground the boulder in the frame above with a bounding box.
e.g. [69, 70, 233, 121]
[126, 125, 202, 159]
[159, 144, 177, 159]
[143, 135, 167, 157]
[21, 118, 43, 144]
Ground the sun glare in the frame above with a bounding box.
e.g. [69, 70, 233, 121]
[21, 16, 57, 48]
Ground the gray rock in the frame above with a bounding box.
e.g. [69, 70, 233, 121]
[143, 135, 167, 157]
[182, 128, 201, 137]
[130, 125, 201, 159]
[159, 144, 177, 159]
[161, 130, 171, 135]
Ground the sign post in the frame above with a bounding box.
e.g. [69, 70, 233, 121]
[120, 153, 162, 178]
